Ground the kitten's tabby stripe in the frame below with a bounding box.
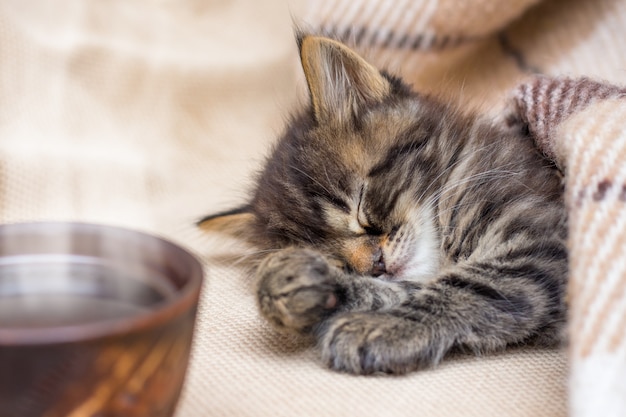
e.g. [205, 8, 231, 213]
[370, 178, 413, 220]
[368, 138, 431, 177]
[469, 262, 564, 313]
[450, 200, 505, 261]
[500, 216, 546, 241]
[498, 242, 568, 263]
[439, 275, 534, 319]
[472, 261, 555, 281]
[325, 195, 351, 213]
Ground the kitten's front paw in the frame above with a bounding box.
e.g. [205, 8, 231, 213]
[257, 248, 340, 333]
[320, 312, 448, 375]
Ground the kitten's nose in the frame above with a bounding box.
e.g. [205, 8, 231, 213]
[370, 249, 387, 277]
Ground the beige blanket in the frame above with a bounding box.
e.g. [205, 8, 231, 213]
[0, 0, 624, 416]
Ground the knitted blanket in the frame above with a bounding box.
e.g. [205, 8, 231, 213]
[305, 1, 626, 415]
[0, 0, 624, 416]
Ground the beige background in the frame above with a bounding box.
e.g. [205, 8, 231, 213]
[2, 0, 624, 415]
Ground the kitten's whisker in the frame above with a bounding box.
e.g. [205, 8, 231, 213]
[322, 165, 334, 194]
[420, 170, 521, 229]
[431, 201, 476, 219]
[418, 143, 512, 206]
[416, 141, 502, 203]
[227, 248, 281, 267]
[289, 164, 334, 198]
[422, 167, 520, 211]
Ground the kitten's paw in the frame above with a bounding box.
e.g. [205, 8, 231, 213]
[257, 248, 340, 333]
[319, 312, 448, 375]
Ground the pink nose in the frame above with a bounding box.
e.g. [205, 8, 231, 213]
[370, 249, 386, 277]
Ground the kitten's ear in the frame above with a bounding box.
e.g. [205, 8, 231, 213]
[197, 206, 255, 238]
[298, 35, 391, 123]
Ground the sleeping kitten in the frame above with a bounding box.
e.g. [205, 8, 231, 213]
[199, 35, 567, 375]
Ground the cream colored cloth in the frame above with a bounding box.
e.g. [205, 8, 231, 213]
[561, 101, 626, 417]
[0, 0, 624, 416]
[513, 78, 626, 417]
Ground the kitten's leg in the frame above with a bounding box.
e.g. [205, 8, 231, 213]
[319, 259, 566, 374]
[256, 248, 339, 332]
[258, 247, 565, 374]
[256, 247, 415, 333]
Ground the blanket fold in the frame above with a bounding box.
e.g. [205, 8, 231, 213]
[514, 77, 626, 417]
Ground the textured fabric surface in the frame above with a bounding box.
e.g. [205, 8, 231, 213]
[0, 0, 624, 416]
[513, 77, 626, 164]
[514, 78, 626, 417]
[561, 100, 626, 417]
[309, 0, 541, 50]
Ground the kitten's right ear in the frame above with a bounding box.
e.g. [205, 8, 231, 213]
[298, 35, 391, 124]
[196, 206, 255, 237]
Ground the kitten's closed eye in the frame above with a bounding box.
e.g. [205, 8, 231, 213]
[362, 225, 383, 236]
[327, 195, 350, 213]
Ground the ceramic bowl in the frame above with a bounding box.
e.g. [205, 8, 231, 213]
[0, 222, 203, 417]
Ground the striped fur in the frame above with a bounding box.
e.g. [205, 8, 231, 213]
[200, 36, 567, 374]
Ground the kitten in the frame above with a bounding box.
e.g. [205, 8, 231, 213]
[198, 35, 567, 375]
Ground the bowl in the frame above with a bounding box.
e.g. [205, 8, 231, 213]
[0, 222, 203, 417]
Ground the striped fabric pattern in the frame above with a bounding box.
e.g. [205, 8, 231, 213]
[304, 0, 543, 79]
[306, 0, 541, 51]
[513, 77, 626, 164]
[514, 78, 626, 417]
[564, 101, 626, 417]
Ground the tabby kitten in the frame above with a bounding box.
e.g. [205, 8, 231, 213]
[199, 35, 567, 375]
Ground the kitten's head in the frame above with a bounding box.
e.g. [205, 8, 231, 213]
[200, 35, 446, 281]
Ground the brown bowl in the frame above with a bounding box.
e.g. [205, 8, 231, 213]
[0, 222, 203, 417]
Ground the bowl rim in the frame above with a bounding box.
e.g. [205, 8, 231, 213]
[0, 221, 204, 346]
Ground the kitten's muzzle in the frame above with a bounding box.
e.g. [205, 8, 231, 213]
[370, 248, 387, 277]
[342, 237, 388, 276]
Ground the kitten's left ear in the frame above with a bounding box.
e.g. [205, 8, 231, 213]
[196, 206, 255, 238]
[299, 35, 391, 124]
